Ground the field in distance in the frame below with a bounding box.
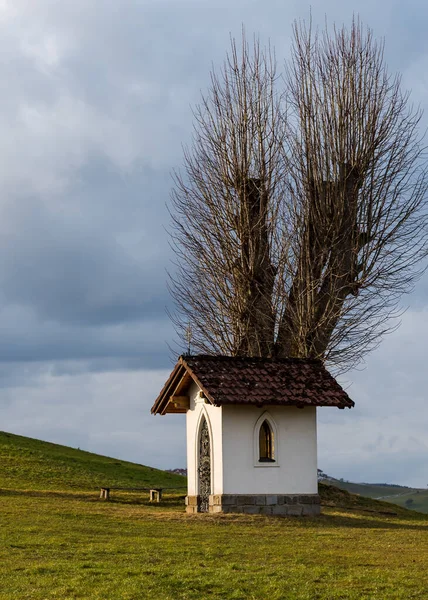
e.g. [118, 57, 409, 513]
[321, 473, 428, 514]
[1, 431, 428, 600]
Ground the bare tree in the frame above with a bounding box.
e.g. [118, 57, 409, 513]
[169, 20, 428, 372]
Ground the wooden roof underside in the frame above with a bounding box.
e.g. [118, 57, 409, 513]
[150, 359, 213, 415]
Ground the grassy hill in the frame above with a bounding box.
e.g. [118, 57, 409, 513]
[321, 476, 428, 514]
[0, 430, 186, 491]
[322, 478, 414, 498]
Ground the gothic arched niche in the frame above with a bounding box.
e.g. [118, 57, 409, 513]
[197, 415, 211, 512]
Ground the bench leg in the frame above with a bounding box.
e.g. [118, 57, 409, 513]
[100, 488, 110, 500]
[149, 489, 161, 503]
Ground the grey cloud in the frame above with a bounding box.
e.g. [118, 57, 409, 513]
[0, 356, 174, 395]
[318, 308, 428, 487]
[0, 305, 174, 366]
[0, 366, 186, 469]
[321, 447, 428, 488]
[0, 186, 172, 329]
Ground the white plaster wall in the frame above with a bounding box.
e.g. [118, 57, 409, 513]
[221, 405, 318, 495]
[185, 382, 223, 496]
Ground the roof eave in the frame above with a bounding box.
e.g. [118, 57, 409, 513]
[150, 361, 186, 415]
[151, 356, 217, 415]
[179, 356, 216, 406]
[213, 400, 354, 409]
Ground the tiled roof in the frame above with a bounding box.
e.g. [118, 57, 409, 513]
[151, 355, 354, 415]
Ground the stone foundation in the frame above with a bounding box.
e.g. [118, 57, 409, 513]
[185, 494, 320, 516]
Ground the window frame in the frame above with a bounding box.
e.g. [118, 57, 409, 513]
[253, 411, 280, 468]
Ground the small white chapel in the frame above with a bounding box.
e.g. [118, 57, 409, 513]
[151, 355, 354, 515]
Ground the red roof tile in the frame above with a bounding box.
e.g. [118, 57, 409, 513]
[151, 355, 354, 414]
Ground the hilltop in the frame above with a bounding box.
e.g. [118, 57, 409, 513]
[0, 430, 186, 491]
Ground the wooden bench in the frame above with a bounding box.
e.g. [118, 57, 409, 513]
[99, 487, 164, 502]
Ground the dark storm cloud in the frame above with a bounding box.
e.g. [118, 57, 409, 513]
[0, 191, 170, 327]
[0, 307, 173, 366]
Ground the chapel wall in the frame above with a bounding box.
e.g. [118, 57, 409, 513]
[221, 405, 318, 495]
[185, 383, 223, 496]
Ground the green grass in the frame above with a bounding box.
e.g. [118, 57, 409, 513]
[1, 488, 428, 600]
[2, 431, 428, 599]
[0, 430, 186, 491]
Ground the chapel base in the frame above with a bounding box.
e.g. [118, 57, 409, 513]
[185, 494, 321, 516]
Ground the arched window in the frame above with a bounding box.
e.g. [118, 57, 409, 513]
[259, 420, 275, 462]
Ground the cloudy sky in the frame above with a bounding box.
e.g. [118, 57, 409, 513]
[1, 0, 428, 487]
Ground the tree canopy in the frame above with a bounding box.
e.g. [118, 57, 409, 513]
[169, 18, 428, 372]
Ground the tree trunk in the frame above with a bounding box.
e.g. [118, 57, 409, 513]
[235, 178, 276, 356]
